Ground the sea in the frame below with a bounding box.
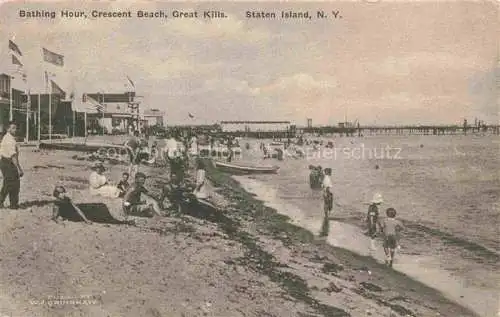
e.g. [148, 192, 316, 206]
[231, 134, 499, 317]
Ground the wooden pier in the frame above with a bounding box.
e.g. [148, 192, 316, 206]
[164, 123, 499, 139]
[298, 124, 500, 137]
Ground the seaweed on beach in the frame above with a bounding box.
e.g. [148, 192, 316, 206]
[200, 158, 483, 317]
[204, 160, 351, 317]
[321, 262, 344, 276]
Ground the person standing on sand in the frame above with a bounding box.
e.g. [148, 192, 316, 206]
[189, 133, 198, 157]
[193, 159, 208, 200]
[165, 132, 187, 185]
[227, 137, 234, 162]
[0, 122, 23, 209]
[322, 168, 334, 218]
[125, 130, 141, 179]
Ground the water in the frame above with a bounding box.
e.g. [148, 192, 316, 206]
[232, 134, 500, 317]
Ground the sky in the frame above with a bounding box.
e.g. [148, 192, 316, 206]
[0, 1, 498, 125]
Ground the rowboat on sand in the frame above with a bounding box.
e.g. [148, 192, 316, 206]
[214, 161, 279, 174]
[39, 141, 127, 153]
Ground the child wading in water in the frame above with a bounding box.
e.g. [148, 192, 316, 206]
[380, 207, 404, 267]
[322, 168, 333, 218]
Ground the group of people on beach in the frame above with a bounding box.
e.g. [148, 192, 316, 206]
[51, 128, 211, 223]
[0, 120, 402, 266]
[309, 163, 403, 267]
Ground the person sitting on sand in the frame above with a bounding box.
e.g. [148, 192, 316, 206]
[367, 193, 383, 249]
[122, 172, 163, 217]
[380, 207, 404, 267]
[52, 186, 91, 224]
[89, 163, 120, 198]
[117, 172, 130, 198]
[322, 168, 334, 218]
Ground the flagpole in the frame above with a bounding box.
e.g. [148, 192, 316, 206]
[37, 93, 41, 143]
[84, 111, 88, 139]
[9, 73, 13, 121]
[49, 77, 52, 141]
[25, 90, 30, 143]
[101, 92, 105, 136]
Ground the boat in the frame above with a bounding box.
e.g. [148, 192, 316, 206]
[214, 161, 279, 174]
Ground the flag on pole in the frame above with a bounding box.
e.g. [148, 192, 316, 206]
[12, 54, 23, 67]
[9, 40, 22, 56]
[126, 75, 135, 90]
[43, 47, 64, 67]
[85, 94, 104, 112]
[50, 80, 65, 96]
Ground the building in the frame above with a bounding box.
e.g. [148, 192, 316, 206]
[75, 92, 138, 135]
[143, 108, 165, 127]
[1, 73, 73, 139]
[0, 73, 24, 133]
[220, 121, 291, 133]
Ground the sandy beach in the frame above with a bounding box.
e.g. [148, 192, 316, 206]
[0, 144, 481, 317]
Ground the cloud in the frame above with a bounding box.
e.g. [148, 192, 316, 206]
[373, 52, 491, 77]
[164, 14, 271, 44]
[201, 77, 260, 95]
[0, 1, 497, 125]
[260, 73, 337, 94]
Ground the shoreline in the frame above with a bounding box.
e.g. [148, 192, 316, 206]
[202, 161, 479, 317]
[230, 173, 496, 317]
[0, 149, 482, 316]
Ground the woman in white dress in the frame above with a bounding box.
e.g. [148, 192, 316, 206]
[189, 135, 198, 156]
[89, 163, 120, 198]
[193, 159, 208, 200]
